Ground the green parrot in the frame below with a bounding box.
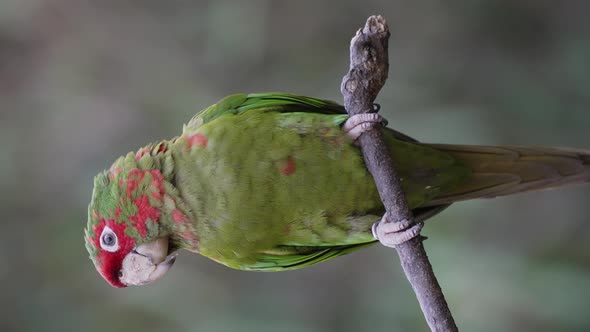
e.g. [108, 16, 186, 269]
[85, 93, 590, 288]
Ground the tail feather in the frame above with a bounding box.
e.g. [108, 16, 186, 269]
[428, 144, 590, 205]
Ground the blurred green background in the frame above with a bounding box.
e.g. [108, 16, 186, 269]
[2, 1, 590, 331]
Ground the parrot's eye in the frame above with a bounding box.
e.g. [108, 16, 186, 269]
[100, 226, 119, 252]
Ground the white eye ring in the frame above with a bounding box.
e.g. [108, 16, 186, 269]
[100, 226, 119, 252]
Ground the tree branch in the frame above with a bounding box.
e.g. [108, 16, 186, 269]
[340, 15, 458, 332]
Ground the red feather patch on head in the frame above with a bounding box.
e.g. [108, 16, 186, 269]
[172, 209, 187, 223]
[109, 166, 122, 179]
[149, 169, 165, 195]
[123, 169, 165, 238]
[135, 148, 150, 161]
[91, 218, 135, 288]
[87, 167, 168, 288]
[125, 169, 145, 198]
[129, 195, 160, 237]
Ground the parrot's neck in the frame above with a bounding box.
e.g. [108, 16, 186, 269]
[164, 188, 200, 254]
[160, 181, 200, 254]
[132, 141, 200, 253]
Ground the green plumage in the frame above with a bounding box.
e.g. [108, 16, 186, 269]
[87, 93, 590, 275]
[169, 93, 473, 270]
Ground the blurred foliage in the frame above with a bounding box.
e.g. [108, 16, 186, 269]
[1, 1, 590, 331]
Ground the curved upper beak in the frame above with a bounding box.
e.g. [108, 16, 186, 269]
[119, 236, 178, 286]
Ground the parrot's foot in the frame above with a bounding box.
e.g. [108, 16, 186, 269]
[343, 113, 386, 141]
[371, 213, 423, 248]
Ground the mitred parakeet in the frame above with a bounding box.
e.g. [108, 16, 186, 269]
[85, 93, 590, 288]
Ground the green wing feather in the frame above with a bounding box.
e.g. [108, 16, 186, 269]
[242, 203, 452, 271]
[246, 243, 376, 271]
[186, 92, 417, 142]
[185, 93, 344, 131]
[182, 93, 470, 271]
[180, 92, 590, 271]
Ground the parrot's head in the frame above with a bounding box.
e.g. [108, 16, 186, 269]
[85, 151, 195, 288]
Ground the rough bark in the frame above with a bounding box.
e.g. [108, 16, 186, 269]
[340, 15, 458, 332]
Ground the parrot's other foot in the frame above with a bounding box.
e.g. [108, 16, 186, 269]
[372, 213, 423, 248]
[343, 113, 386, 141]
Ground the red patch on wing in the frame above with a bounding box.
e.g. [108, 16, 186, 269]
[92, 219, 136, 288]
[129, 194, 160, 237]
[187, 133, 208, 148]
[172, 209, 187, 223]
[279, 156, 296, 176]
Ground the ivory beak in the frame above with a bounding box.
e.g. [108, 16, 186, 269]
[119, 237, 178, 286]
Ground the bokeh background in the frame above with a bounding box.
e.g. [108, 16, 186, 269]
[2, 1, 590, 331]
